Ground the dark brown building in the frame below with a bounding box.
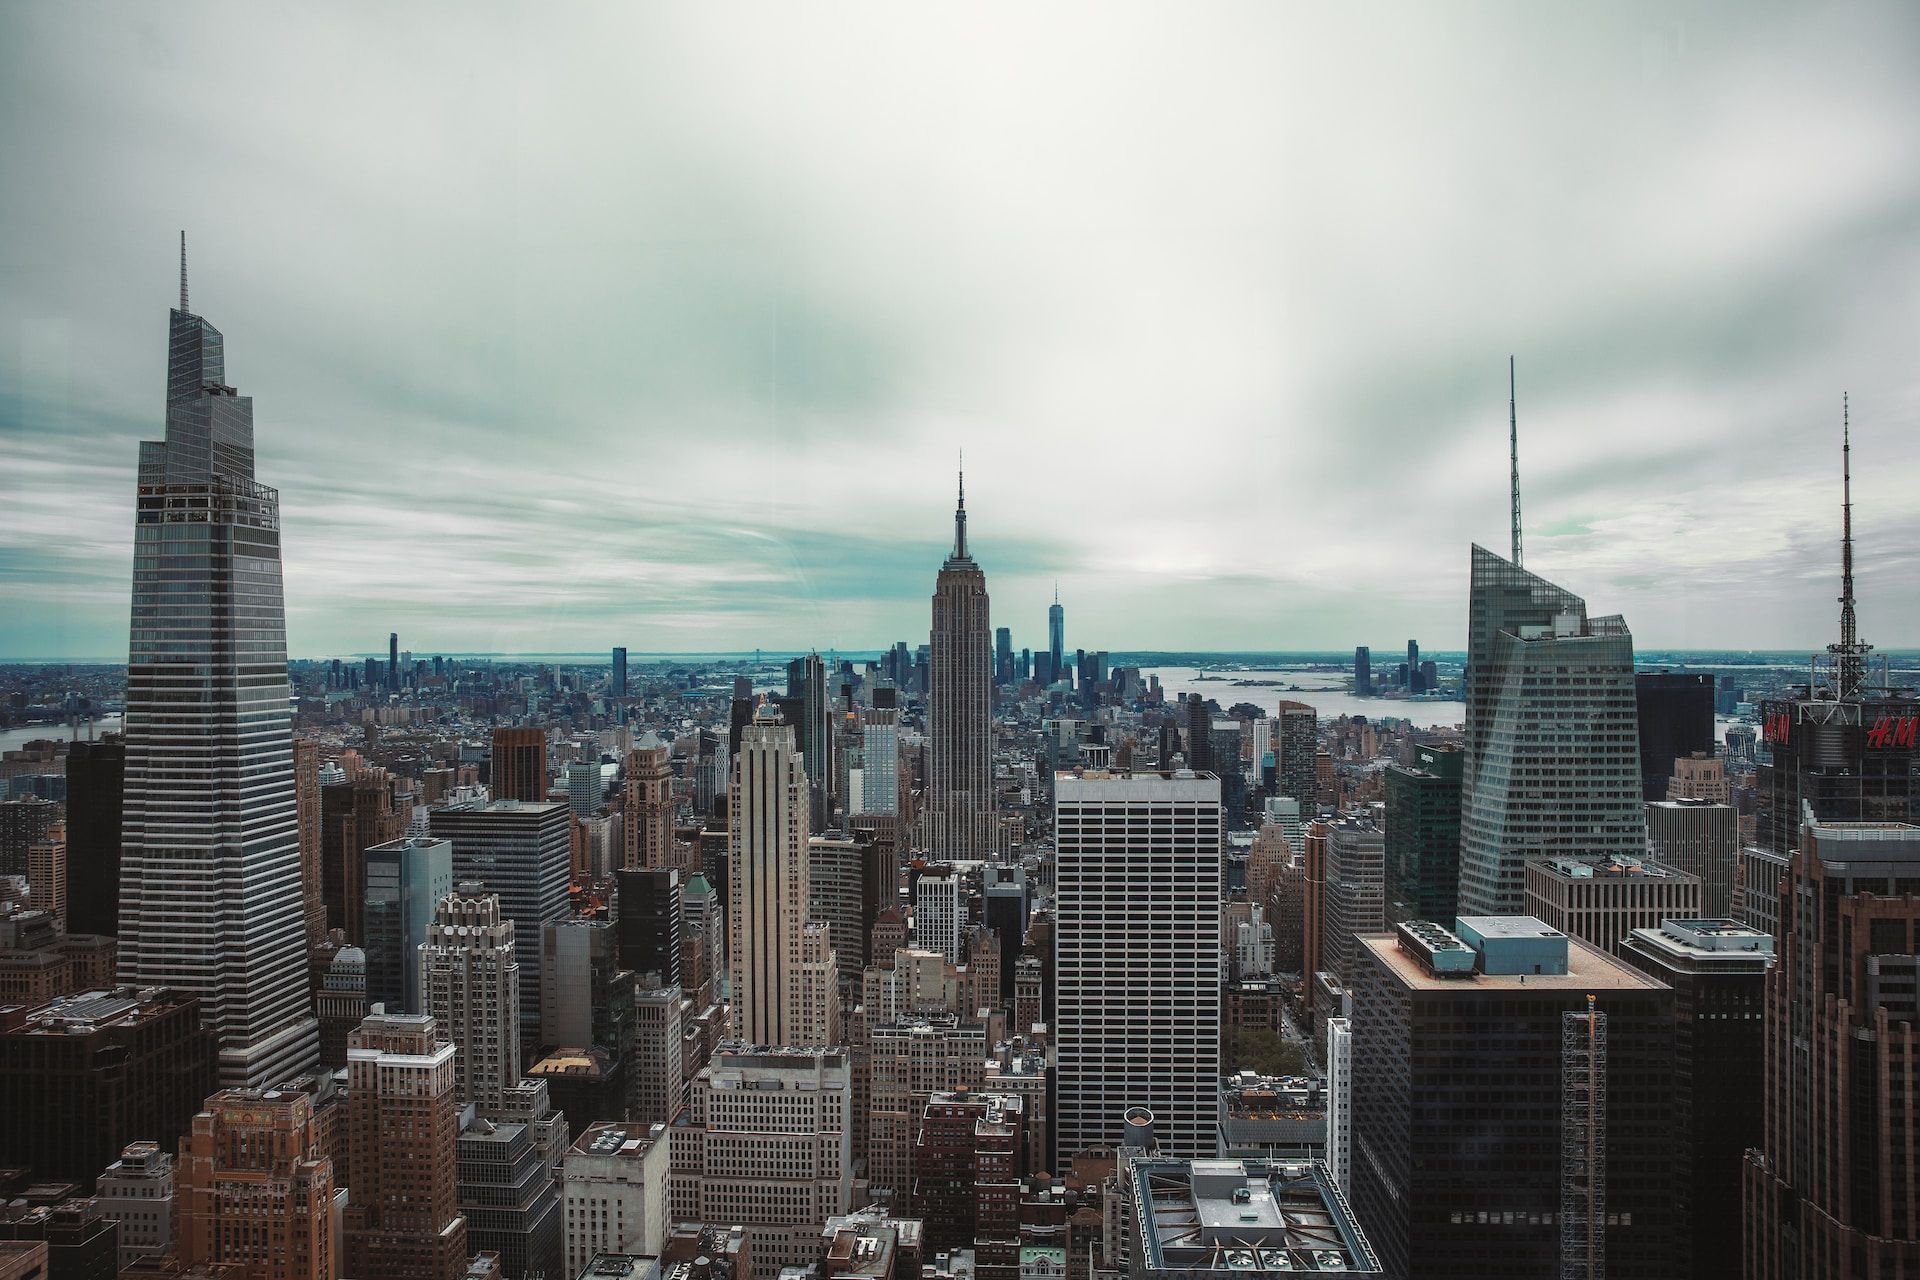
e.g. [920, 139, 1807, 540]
[0, 987, 215, 1189]
[321, 767, 404, 944]
[62, 739, 125, 939]
[910, 1091, 1023, 1280]
[1744, 817, 1920, 1278]
[490, 729, 549, 806]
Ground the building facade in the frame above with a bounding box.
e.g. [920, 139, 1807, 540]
[924, 476, 1001, 862]
[1744, 817, 1920, 1279]
[116, 280, 318, 1087]
[1054, 770, 1221, 1159]
[1457, 546, 1646, 915]
[429, 799, 571, 1051]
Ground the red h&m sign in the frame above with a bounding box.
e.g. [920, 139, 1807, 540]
[1866, 715, 1919, 750]
[1763, 712, 1792, 745]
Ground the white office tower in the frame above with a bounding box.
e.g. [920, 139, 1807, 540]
[116, 255, 318, 1087]
[913, 866, 963, 963]
[730, 703, 838, 1046]
[419, 885, 521, 1112]
[563, 1120, 670, 1276]
[1054, 768, 1222, 1159]
[668, 1047, 853, 1280]
[859, 706, 900, 816]
[96, 1141, 176, 1270]
[1325, 1015, 1353, 1193]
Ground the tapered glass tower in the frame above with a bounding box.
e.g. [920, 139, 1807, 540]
[1456, 545, 1645, 914]
[923, 473, 1002, 860]
[117, 242, 319, 1087]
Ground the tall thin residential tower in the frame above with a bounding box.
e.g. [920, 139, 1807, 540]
[117, 238, 319, 1087]
[924, 472, 1002, 860]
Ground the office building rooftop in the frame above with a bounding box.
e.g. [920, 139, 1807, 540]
[1130, 1158, 1381, 1276]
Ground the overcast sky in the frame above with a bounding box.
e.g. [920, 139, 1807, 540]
[3, 2, 1917, 661]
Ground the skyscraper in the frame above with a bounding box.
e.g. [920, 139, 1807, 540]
[361, 835, 453, 1014]
[1384, 744, 1463, 924]
[343, 1012, 468, 1280]
[611, 647, 629, 699]
[62, 738, 124, 938]
[175, 1089, 337, 1280]
[1633, 673, 1715, 801]
[993, 626, 1013, 686]
[923, 472, 1001, 861]
[858, 699, 900, 817]
[622, 736, 673, 869]
[1456, 546, 1645, 915]
[729, 702, 837, 1046]
[1349, 918, 1676, 1280]
[419, 885, 521, 1112]
[491, 728, 549, 805]
[1744, 816, 1920, 1277]
[1054, 768, 1221, 1159]
[389, 632, 400, 690]
[430, 799, 572, 1051]
[1274, 701, 1318, 810]
[1047, 587, 1064, 688]
[1405, 639, 1421, 693]
[1754, 415, 1920, 849]
[116, 244, 319, 1088]
[1353, 646, 1372, 697]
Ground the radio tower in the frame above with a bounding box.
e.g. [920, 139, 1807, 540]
[1828, 395, 1871, 699]
[1509, 356, 1523, 568]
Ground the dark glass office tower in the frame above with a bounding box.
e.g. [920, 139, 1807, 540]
[116, 251, 319, 1088]
[1634, 673, 1715, 801]
[1384, 743, 1463, 923]
[1457, 546, 1645, 915]
[64, 738, 126, 936]
[1354, 646, 1372, 696]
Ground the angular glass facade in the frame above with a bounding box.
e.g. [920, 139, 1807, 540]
[1457, 546, 1646, 916]
[118, 303, 319, 1088]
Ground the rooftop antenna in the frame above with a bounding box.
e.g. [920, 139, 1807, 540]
[1828, 394, 1871, 699]
[179, 230, 189, 313]
[1509, 355, 1523, 568]
[953, 451, 968, 558]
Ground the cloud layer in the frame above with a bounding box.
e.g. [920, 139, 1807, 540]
[3, 2, 1917, 660]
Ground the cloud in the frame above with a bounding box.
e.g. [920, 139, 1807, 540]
[2, 0, 1918, 659]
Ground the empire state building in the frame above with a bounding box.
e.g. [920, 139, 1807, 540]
[923, 473, 1003, 860]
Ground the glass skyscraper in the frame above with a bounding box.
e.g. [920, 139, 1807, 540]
[1456, 545, 1645, 915]
[116, 265, 320, 1087]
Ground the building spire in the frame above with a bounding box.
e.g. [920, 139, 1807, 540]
[179, 230, 189, 313]
[1829, 393, 1870, 699]
[952, 456, 968, 559]
[1509, 355, 1523, 568]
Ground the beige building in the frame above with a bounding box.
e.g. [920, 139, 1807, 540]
[669, 1047, 853, 1280]
[1667, 752, 1731, 804]
[729, 707, 838, 1046]
[419, 886, 520, 1113]
[562, 1121, 670, 1276]
[96, 1140, 176, 1270]
[1522, 854, 1702, 956]
[623, 737, 674, 871]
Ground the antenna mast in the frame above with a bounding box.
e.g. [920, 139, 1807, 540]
[179, 230, 189, 313]
[1509, 356, 1523, 568]
[1828, 394, 1871, 699]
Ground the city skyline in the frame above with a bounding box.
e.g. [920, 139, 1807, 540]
[4, 4, 1919, 659]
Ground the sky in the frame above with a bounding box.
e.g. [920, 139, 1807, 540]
[2, 2, 1918, 662]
